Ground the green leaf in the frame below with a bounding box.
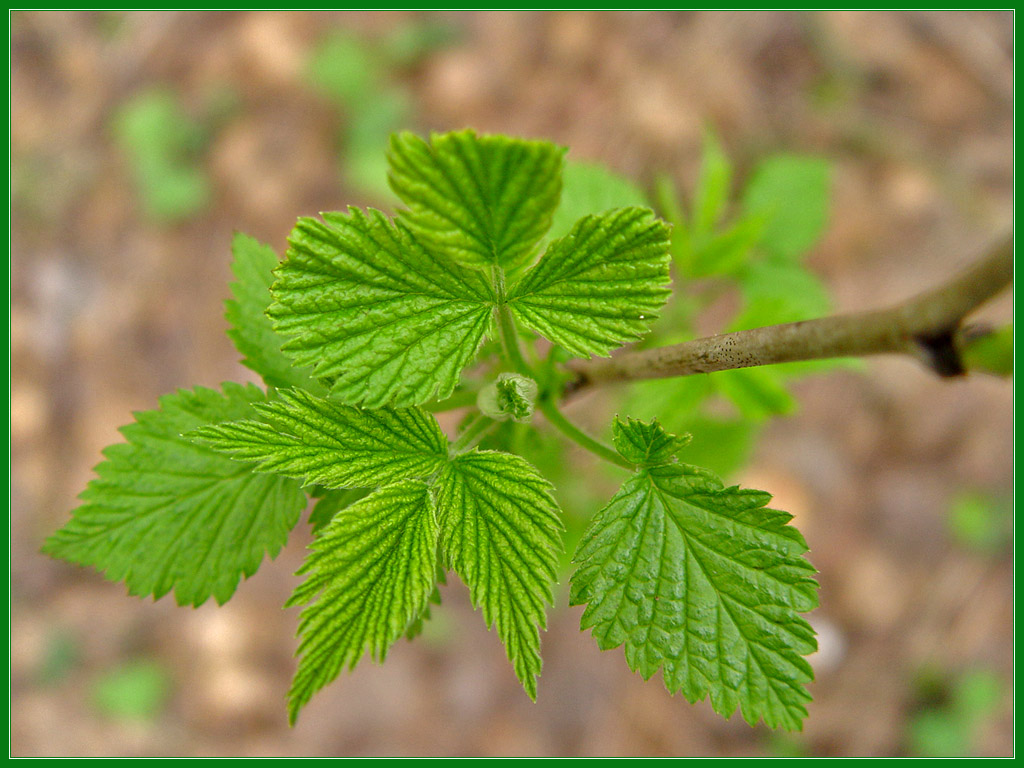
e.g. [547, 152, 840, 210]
[961, 324, 1012, 377]
[43, 384, 307, 607]
[742, 155, 830, 262]
[404, 578, 445, 642]
[433, 451, 563, 698]
[714, 368, 797, 421]
[692, 129, 732, 236]
[268, 207, 494, 407]
[547, 159, 650, 242]
[112, 89, 210, 224]
[307, 31, 378, 106]
[687, 214, 763, 278]
[673, 415, 759, 480]
[308, 487, 369, 534]
[286, 480, 439, 724]
[190, 388, 447, 490]
[612, 415, 691, 466]
[571, 418, 818, 731]
[90, 660, 172, 722]
[509, 208, 672, 357]
[387, 129, 566, 272]
[225, 233, 324, 392]
[731, 259, 832, 329]
[653, 172, 690, 264]
[343, 90, 410, 200]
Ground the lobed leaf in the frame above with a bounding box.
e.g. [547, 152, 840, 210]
[612, 415, 691, 467]
[268, 207, 494, 408]
[387, 129, 566, 272]
[433, 451, 563, 698]
[189, 388, 447, 490]
[225, 233, 324, 392]
[571, 419, 818, 731]
[509, 208, 672, 358]
[287, 480, 439, 724]
[43, 384, 307, 607]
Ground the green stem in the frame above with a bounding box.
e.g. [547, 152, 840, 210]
[569, 231, 1013, 389]
[450, 413, 496, 455]
[491, 264, 631, 470]
[537, 398, 633, 471]
[493, 265, 534, 377]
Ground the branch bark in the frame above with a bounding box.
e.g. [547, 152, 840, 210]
[567, 232, 1013, 394]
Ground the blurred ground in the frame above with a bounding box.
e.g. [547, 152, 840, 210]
[10, 10, 1013, 757]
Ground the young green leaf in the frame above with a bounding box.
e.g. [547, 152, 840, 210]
[509, 208, 673, 357]
[308, 487, 369, 534]
[268, 207, 494, 407]
[387, 129, 566, 272]
[571, 418, 818, 731]
[225, 233, 324, 393]
[687, 214, 763, 278]
[714, 367, 797, 422]
[612, 415, 691, 466]
[743, 155, 830, 262]
[404, 581, 445, 642]
[692, 129, 732, 236]
[190, 388, 447, 490]
[433, 451, 563, 699]
[547, 159, 649, 243]
[476, 372, 538, 423]
[43, 384, 307, 607]
[286, 480, 439, 724]
[961, 324, 1012, 377]
[731, 259, 832, 329]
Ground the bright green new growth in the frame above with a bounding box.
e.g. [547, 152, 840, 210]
[286, 480, 439, 724]
[612, 416, 692, 466]
[190, 388, 448, 489]
[387, 129, 565, 272]
[571, 418, 818, 730]
[477, 372, 538, 422]
[269, 131, 673, 408]
[434, 451, 563, 700]
[268, 207, 496, 408]
[47, 128, 820, 732]
[509, 208, 672, 357]
[225, 233, 324, 393]
[42, 384, 307, 606]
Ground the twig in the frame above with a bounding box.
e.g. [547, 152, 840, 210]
[567, 232, 1013, 393]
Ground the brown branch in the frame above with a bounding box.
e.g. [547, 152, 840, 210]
[567, 232, 1013, 394]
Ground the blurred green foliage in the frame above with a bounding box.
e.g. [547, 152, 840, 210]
[908, 667, 1005, 757]
[623, 129, 845, 477]
[764, 732, 810, 758]
[34, 628, 80, 687]
[90, 660, 172, 721]
[482, 130, 847, 502]
[961, 324, 1013, 377]
[112, 89, 211, 223]
[945, 491, 1012, 556]
[306, 20, 458, 200]
[546, 160, 650, 243]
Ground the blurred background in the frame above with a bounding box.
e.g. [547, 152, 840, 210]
[10, 10, 1013, 757]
